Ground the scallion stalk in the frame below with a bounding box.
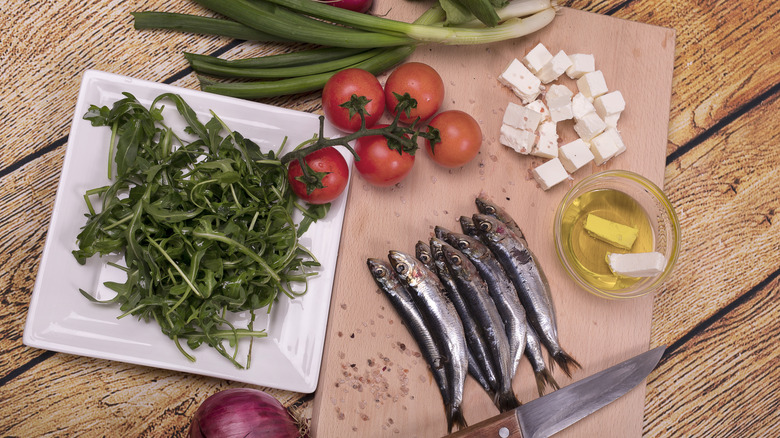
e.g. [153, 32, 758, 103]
[183, 47, 368, 69]
[131, 11, 287, 42]
[192, 0, 415, 48]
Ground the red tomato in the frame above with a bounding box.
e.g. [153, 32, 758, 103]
[425, 110, 483, 168]
[330, 0, 373, 12]
[287, 147, 350, 204]
[384, 62, 445, 124]
[322, 68, 385, 133]
[354, 126, 415, 187]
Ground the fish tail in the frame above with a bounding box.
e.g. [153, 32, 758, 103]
[444, 403, 454, 433]
[551, 350, 582, 378]
[534, 368, 560, 396]
[449, 404, 468, 433]
[494, 389, 521, 412]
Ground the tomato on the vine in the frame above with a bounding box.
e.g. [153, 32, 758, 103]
[354, 125, 415, 187]
[287, 147, 350, 204]
[425, 110, 482, 168]
[384, 62, 445, 124]
[322, 68, 385, 133]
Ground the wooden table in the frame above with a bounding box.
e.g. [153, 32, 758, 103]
[1, 0, 777, 436]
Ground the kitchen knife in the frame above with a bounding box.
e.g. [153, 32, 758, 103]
[448, 345, 665, 438]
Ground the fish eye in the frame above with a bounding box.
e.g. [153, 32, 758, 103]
[450, 254, 461, 265]
[419, 253, 431, 263]
[395, 264, 408, 275]
[484, 206, 496, 214]
[457, 240, 469, 250]
[479, 221, 492, 232]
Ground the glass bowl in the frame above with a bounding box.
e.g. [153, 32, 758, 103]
[553, 170, 680, 299]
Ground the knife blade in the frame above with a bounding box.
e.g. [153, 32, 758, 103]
[448, 345, 665, 438]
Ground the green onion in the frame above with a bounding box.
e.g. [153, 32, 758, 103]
[131, 11, 288, 42]
[192, 0, 415, 48]
[189, 48, 385, 79]
[259, 0, 556, 44]
[183, 47, 369, 69]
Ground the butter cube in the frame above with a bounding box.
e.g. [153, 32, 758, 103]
[499, 59, 541, 104]
[590, 127, 625, 163]
[606, 252, 666, 277]
[574, 111, 606, 141]
[499, 124, 535, 155]
[502, 101, 543, 131]
[531, 121, 558, 158]
[536, 50, 573, 84]
[576, 70, 608, 100]
[532, 158, 569, 190]
[526, 99, 550, 121]
[558, 139, 594, 173]
[571, 92, 597, 119]
[566, 53, 595, 79]
[523, 43, 553, 74]
[584, 214, 638, 250]
[594, 91, 625, 119]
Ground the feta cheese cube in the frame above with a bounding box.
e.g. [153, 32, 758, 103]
[576, 70, 608, 100]
[532, 158, 569, 190]
[536, 50, 573, 84]
[502, 102, 543, 131]
[606, 252, 666, 277]
[532, 121, 558, 158]
[605, 127, 627, 156]
[566, 53, 595, 79]
[549, 104, 573, 122]
[558, 139, 594, 173]
[574, 111, 606, 141]
[571, 92, 597, 119]
[523, 43, 553, 74]
[604, 113, 621, 128]
[545, 84, 574, 108]
[499, 124, 536, 155]
[498, 59, 541, 103]
[593, 91, 625, 118]
[589, 128, 623, 164]
[525, 99, 550, 121]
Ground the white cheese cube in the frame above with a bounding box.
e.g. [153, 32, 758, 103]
[549, 104, 573, 122]
[594, 91, 625, 118]
[536, 50, 573, 84]
[606, 127, 627, 156]
[571, 93, 597, 119]
[604, 113, 621, 128]
[589, 128, 622, 164]
[502, 101, 543, 131]
[566, 53, 595, 79]
[545, 84, 574, 108]
[532, 158, 569, 190]
[558, 139, 594, 173]
[574, 112, 606, 141]
[531, 121, 558, 158]
[499, 124, 536, 155]
[576, 70, 608, 100]
[606, 252, 666, 277]
[498, 59, 541, 104]
[525, 99, 550, 121]
[523, 43, 553, 74]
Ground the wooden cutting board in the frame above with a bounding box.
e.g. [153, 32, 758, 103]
[311, 5, 675, 437]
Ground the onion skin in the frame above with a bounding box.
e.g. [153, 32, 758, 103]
[189, 388, 299, 438]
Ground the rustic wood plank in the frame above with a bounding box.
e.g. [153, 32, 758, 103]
[650, 92, 780, 346]
[644, 276, 780, 436]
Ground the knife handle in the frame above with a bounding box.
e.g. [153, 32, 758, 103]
[446, 410, 522, 437]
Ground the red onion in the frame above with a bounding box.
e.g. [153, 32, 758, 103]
[327, 0, 373, 13]
[189, 388, 300, 438]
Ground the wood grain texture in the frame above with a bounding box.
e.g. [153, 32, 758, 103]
[310, 6, 675, 437]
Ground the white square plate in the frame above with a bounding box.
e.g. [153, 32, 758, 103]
[23, 70, 351, 393]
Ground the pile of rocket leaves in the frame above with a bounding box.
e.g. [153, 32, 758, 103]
[74, 92, 328, 368]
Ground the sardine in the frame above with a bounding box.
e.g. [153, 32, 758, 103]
[473, 213, 581, 378]
[525, 322, 560, 396]
[366, 258, 450, 407]
[476, 195, 525, 239]
[388, 250, 468, 433]
[429, 238, 499, 398]
[442, 230, 528, 384]
[415, 240, 435, 271]
[439, 241, 521, 412]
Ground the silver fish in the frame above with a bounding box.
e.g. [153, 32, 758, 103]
[473, 213, 581, 378]
[525, 322, 560, 396]
[429, 237, 499, 398]
[439, 241, 521, 412]
[366, 258, 450, 409]
[476, 195, 525, 239]
[388, 250, 468, 433]
[443, 230, 528, 384]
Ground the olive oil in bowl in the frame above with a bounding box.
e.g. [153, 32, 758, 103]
[559, 188, 653, 290]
